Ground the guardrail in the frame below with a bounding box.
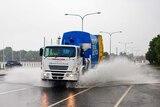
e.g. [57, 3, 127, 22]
[0, 62, 5, 70]
[0, 62, 41, 70]
[21, 62, 41, 67]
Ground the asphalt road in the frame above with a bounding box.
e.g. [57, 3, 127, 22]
[0, 66, 160, 107]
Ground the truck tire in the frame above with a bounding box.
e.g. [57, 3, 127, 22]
[82, 67, 86, 75]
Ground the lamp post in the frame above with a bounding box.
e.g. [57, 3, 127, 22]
[2, 42, 5, 69]
[44, 37, 46, 48]
[134, 49, 141, 56]
[51, 38, 53, 45]
[65, 12, 101, 31]
[119, 42, 133, 54]
[12, 44, 14, 61]
[57, 36, 61, 45]
[19, 50, 21, 62]
[100, 31, 122, 55]
[127, 47, 136, 55]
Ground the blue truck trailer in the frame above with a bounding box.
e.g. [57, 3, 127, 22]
[62, 31, 104, 69]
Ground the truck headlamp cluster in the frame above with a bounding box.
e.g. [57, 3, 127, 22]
[43, 73, 50, 79]
[66, 73, 74, 78]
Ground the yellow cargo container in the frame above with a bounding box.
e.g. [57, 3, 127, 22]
[97, 35, 104, 62]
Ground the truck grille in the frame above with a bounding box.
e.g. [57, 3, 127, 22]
[52, 73, 64, 77]
[49, 65, 68, 70]
[52, 77, 63, 80]
[51, 72, 65, 80]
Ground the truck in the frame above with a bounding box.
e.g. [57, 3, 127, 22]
[39, 31, 104, 86]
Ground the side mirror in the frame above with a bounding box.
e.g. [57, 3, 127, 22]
[39, 48, 43, 56]
[80, 49, 84, 57]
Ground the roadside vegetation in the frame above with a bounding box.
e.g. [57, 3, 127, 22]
[146, 34, 160, 65]
[0, 47, 41, 62]
[0, 46, 147, 63]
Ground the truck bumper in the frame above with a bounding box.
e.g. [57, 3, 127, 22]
[41, 72, 79, 81]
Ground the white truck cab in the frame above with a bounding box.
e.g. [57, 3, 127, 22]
[39, 45, 84, 82]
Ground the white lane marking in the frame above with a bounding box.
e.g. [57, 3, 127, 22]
[114, 85, 133, 107]
[48, 87, 93, 107]
[0, 88, 26, 95]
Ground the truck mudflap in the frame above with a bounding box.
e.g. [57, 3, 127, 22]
[41, 72, 79, 81]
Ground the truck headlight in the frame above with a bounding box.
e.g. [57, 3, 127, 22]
[66, 73, 74, 78]
[43, 73, 49, 78]
[69, 74, 74, 78]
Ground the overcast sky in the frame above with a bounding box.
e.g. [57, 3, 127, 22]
[0, 0, 160, 55]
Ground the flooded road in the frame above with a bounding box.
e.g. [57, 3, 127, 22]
[0, 60, 160, 107]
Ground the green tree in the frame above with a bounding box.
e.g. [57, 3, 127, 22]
[0, 47, 41, 62]
[155, 36, 160, 64]
[24, 51, 41, 61]
[4, 47, 12, 61]
[146, 34, 160, 65]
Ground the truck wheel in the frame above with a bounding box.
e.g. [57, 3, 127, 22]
[82, 67, 86, 75]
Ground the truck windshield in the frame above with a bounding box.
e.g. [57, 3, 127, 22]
[44, 47, 75, 57]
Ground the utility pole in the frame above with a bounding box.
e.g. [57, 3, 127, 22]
[19, 50, 21, 62]
[100, 31, 122, 55]
[119, 42, 133, 54]
[2, 42, 5, 69]
[57, 36, 61, 45]
[116, 47, 118, 55]
[44, 37, 46, 48]
[12, 44, 14, 61]
[51, 38, 53, 45]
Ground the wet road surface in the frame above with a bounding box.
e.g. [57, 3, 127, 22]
[0, 66, 160, 107]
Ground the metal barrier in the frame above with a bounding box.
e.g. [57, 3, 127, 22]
[0, 62, 5, 70]
[0, 62, 41, 69]
[21, 62, 41, 67]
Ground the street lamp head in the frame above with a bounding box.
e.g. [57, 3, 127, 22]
[65, 12, 101, 31]
[119, 31, 122, 33]
[58, 36, 61, 39]
[119, 42, 133, 44]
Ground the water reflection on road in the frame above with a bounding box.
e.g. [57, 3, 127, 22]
[41, 90, 48, 107]
[67, 92, 75, 107]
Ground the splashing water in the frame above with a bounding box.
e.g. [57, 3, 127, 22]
[2, 58, 160, 88]
[3, 67, 52, 87]
[79, 57, 160, 87]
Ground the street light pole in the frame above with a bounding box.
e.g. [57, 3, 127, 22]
[2, 42, 5, 69]
[44, 37, 46, 48]
[100, 31, 122, 55]
[19, 50, 21, 62]
[51, 38, 53, 45]
[12, 44, 14, 61]
[57, 36, 61, 45]
[65, 12, 101, 31]
[127, 47, 136, 55]
[133, 49, 141, 56]
[119, 42, 133, 54]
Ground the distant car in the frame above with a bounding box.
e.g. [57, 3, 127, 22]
[5, 61, 22, 67]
